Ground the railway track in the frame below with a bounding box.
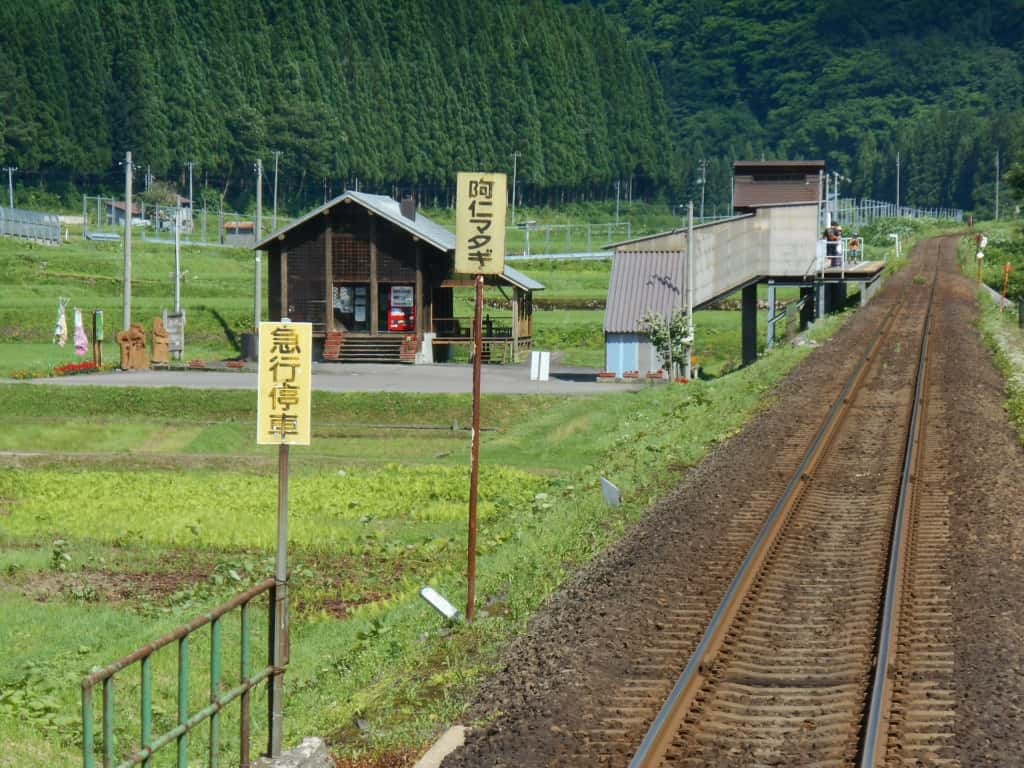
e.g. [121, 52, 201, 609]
[586, 239, 958, 767]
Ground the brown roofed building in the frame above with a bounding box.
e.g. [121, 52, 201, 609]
[254, 191, 543, 363]
[733, 160, 825, 211]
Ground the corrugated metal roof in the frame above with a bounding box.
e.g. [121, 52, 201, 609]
[255, 190, 455, 252]
[604, 250, 685, 333]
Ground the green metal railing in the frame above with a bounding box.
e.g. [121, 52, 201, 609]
[82, 578, 286, 768]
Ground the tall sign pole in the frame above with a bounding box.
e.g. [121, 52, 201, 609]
[257, 319, 312, 758]
[455, 172, 507, 622]
[468, 271, 484, 618]
[123, 151, 133, 331]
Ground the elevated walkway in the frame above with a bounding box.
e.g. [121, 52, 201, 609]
[604, 203, 888, 376]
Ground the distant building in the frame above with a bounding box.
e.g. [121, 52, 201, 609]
[732, 160, 825, 212]
[106, 201, 142, 227]
[223, 220, 255, 246]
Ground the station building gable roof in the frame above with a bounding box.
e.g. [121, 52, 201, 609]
[255, 190, 542, 291]
[255, 191, 455, 253]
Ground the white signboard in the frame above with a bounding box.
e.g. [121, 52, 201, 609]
[530, 350, 550, 382]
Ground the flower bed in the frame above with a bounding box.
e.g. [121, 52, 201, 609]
[53, 361, 99, 377]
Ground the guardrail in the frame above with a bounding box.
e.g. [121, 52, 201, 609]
[0, 205, 61, 244]
[81, 577, 285, 768]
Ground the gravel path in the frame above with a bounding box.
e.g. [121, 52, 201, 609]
[438, 236, 1024, 767]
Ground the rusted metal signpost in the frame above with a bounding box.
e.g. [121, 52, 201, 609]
[256, 319, 312, 756]
[455, 172, 507, 621]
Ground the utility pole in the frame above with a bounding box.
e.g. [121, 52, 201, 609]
[255, 159, 263, 330]
[510, 150, 521, 224]
[995, 150, 1001, 220]
[895, 151, 900, 214]
[174, 203, 181, 314]
[187, 161, 194, 235]
[699, 159, 707, 223]
[2, 166, 16, 208]
[684, 201, 694, 380]
[615, 179, 621, 223]
[272, 150, 281, 230]
[123, 151, 133, 331]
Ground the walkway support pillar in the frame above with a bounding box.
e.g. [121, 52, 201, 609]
[742, 283, 758, 367]
[800, 287, 815, 330]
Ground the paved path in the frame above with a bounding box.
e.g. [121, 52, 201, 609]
[6, 363, 643, 395]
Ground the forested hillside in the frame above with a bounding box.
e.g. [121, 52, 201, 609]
[2, 0, 1022, 214]
[0, 0, 669, 210]
[587, 0, 1024, 213]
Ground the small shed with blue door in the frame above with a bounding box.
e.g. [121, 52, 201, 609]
[603, 250, 683, 377]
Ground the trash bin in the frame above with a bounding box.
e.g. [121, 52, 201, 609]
[241, 331, 259, 362]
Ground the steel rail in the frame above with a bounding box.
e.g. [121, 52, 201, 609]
[629, 293, 909, 768]
[858, 248, 943, 766]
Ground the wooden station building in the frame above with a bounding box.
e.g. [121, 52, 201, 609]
[255, 191, 543, 363]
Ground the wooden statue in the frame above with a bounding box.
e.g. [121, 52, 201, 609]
[116, 324, 150, 369]
[151, 317, 170, 364]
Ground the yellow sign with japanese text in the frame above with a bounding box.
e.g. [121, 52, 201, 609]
[257, 321, 313, 445]
[455, 172, 507, 275]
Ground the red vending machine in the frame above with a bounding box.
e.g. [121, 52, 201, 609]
[387, 285, 415, 332]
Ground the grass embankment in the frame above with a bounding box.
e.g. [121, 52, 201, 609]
[0, 235, 255, 375]
[961, 219, 1024, 442]
[0, 314, 849, 765]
